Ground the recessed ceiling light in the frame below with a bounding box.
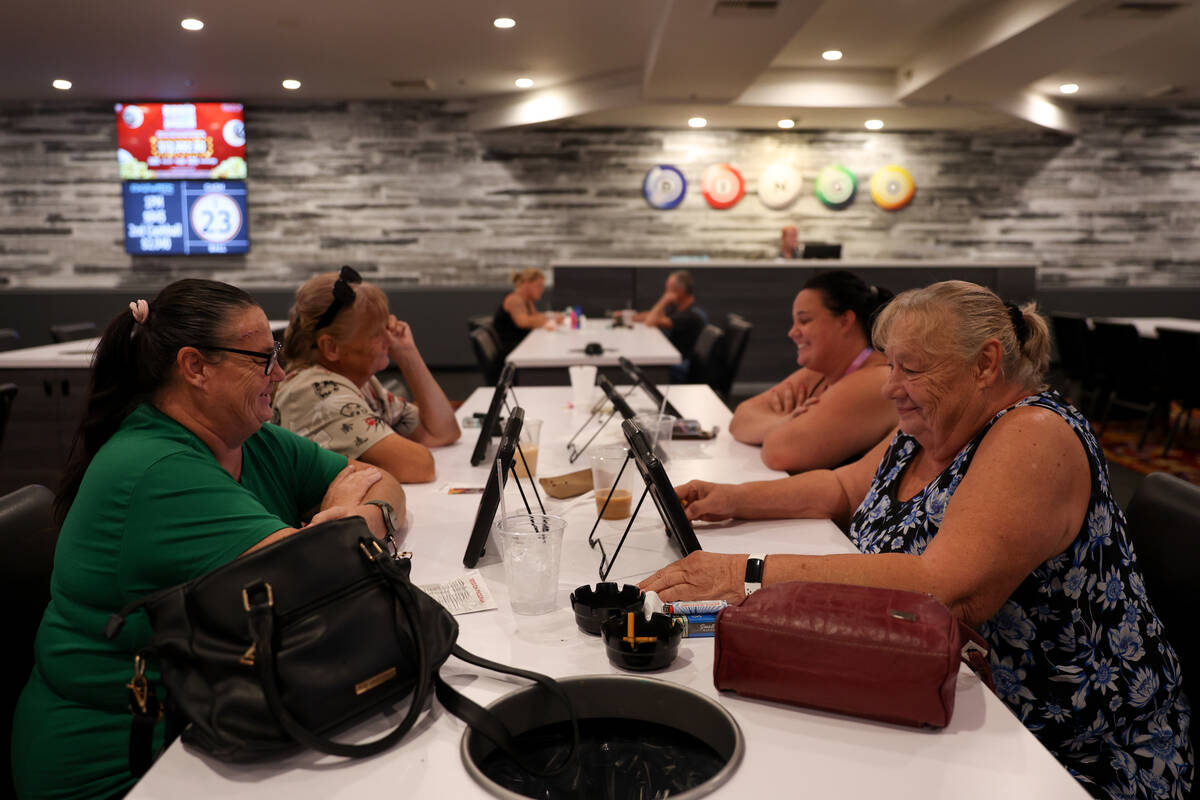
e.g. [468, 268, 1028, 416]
[777, 119, 795, 129]
[514, 78, 534, 88]
[52, 79, 72, 91]
[1059, 83, 1079, 95]
[180, 18, 204, 31]
[864, 119, 884, 130]
[493, 17, 516, 29]
[688, 116, 707, 128]
[822, 50, 843, 61]
[281, 79, 302, 91]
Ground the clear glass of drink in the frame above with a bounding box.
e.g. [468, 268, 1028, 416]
[493, 513, 566, 615]
[633, 413, 676, 452]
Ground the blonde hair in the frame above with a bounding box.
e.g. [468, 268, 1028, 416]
[511, 267, 545, 287]
[282, 271, 389, 369]
[872, 280, 1051, 391]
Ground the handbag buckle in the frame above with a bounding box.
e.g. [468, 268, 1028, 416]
[125, 654, 160, 720]
[241, 581, 274, 611]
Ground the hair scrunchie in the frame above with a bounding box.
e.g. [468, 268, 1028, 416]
[1005, 302, 1028, 345]
[129, 299, 149, 324]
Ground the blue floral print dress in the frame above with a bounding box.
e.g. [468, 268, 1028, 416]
[849, 390, 1192, 800]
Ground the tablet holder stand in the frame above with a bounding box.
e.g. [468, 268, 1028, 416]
[585, 448, 653, 581]
[564, 385, 639, 465]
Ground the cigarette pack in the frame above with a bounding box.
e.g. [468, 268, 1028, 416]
[674, 613, 719, 638]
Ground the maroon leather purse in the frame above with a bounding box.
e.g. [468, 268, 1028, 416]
[713, 582, 993, 729]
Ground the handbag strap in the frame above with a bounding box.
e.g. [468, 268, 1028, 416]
[434, 643, 579, 779]
[244, 547, 436, 758]
[958, 622, 995, 691]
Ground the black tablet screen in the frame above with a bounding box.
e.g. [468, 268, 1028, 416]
[463, 407, 524, 567]
[469, 362, 515, 466]
[617, 356, 681, 418]
[597, 374, 636, 420]
[621, 418, 702, 558]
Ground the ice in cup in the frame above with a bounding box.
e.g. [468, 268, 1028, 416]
[591, 444, 636, 520]
[494, 513, 566, 615]
[512, 417, 541, 478]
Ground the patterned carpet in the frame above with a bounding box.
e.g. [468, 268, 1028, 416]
[1096, 408, 1200, 486]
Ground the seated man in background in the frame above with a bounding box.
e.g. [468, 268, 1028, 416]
[274, 267, 461, 484]
[778, 224, 800, 258]
[635, 269, 706, 381]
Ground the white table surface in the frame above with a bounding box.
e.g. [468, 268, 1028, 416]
[126, 385, 1086, 799]
[0, 321, 290, 370]
[505, 319, 681, 369]
[1099, 316, 1200, 338]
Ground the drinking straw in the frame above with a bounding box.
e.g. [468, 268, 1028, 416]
[652, 387, 669, 448]
[496, 457, 508, 523]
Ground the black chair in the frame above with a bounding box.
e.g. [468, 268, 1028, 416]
[48, 321, 97, 343]
[468, 325, 504, 385]
[713, 313, 753, 399]
[1090, 320, 1163, 445]
[686, 324, 727, 389]
[466, 315, 493, 333]
[1155, 327, 1200, 457]
[1049, 312, 1098, 414]
[0, 328, 20, 352]
[0, 484, 58, 797]
[1124, 472, 1200, 706]
[0, 383, 16, 455]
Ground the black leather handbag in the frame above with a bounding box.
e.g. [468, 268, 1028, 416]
[106, 516, 576, 776]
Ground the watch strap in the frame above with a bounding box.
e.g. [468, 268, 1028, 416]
[745, 553, 766, 596]
[365, 499, 397, 535]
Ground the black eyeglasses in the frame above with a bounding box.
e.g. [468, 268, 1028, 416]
[201, 340, 283, 375]
[313, 266, 362, 331]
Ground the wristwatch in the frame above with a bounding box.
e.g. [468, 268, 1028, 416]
[365, 500, 400, 551]
[744, 553, 766, 596]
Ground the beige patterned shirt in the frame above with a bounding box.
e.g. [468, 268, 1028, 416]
[272, 365, 420, 459]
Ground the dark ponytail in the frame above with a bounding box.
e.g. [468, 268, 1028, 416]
[802, 270, 894, 347]
[55, 279, 258, 522]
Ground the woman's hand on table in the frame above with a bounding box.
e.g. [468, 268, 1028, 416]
[676, 480, 741, 521]
[638, 551, 746, 604]
[320, 463, 383, 511]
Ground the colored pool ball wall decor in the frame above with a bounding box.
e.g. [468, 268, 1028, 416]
[869, 165, 916, 210]
[813, 164, 857, 210]
[757, 162, 803, 210]
[700, 163, 745, 209]
[642, 165, 688, 210]
[641, 161, 916, 212]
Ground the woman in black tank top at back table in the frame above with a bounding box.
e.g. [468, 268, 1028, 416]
[493, 268, 561, 354]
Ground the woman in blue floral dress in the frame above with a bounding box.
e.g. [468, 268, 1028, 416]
[642, 281, 1192, 800]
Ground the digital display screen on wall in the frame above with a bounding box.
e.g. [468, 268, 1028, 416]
[115, 102, 246, 180]
[122, 180, 250, 255]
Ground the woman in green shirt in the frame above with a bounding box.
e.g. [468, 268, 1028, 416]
[11, 279, 406, 800]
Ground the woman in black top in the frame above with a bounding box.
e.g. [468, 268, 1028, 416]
[493, 268, 561, 354]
